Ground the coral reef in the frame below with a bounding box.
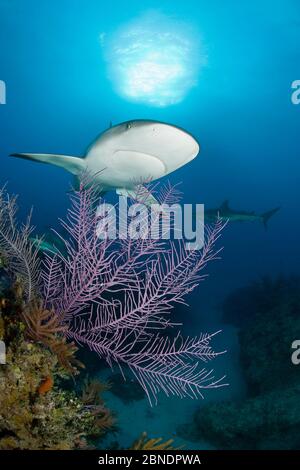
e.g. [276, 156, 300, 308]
[186, 275, 300, 449]
[222, 275, 300, 328]
[0, 181, 227, 405]
[0, 287, 114, 450]
[192, 386, 300, 450]
[80, 377, 116, 436]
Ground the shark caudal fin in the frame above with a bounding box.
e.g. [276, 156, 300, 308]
[261, 207, 280, 229]
[219, 200, 230, 212]
[10, 153, 85, 176]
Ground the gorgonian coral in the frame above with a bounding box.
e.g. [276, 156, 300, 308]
[0, 187, 40, 301]
[0, 181, 227, 405]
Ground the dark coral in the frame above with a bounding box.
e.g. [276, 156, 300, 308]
[222, 275, 300, 328]
[186, 275, 300, 450]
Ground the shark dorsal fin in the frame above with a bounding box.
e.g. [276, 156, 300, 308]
[219, 200, 230, 212]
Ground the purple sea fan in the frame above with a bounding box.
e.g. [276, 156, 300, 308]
[41, 181, 227, 405]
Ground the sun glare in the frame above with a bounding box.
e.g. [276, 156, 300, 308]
[102, 11, 204, 107]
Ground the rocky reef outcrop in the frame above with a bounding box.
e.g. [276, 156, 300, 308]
[184, 275, 300, 450]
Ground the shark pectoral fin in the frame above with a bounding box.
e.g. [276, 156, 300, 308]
[10, 153, 85, 176]
[116, 186, 161, 208]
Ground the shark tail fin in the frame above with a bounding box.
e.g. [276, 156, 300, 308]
[220, 200, 230, 212]
[262, 207, 280, 229]
[10, 153, 85, 176]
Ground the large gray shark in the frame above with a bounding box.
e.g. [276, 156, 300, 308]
[11, 120, 199, 204]
[205, 200, 280, 229]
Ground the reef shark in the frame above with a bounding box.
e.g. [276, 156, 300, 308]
[205, 200, 280, 229]
[11, 120, 199, 204]
[30, 237, 61, 255]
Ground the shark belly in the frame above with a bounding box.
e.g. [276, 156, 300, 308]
[85, 149, 166, 189]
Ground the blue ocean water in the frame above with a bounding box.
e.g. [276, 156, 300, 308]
[1, 0, 300, 449]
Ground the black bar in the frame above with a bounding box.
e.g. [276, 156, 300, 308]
[1, 450, 300, 466]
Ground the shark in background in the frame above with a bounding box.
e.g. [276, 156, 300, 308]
[30, 236, 61, 256]
[205, 200, 280, 229]
[30, 224, 73, 256]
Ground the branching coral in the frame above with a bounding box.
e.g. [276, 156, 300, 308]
[0, 181, 227, 405]
[0, 187, 40, 302]
[49, 336, 84, 375]
[131, 432, 182, 450]
[12, 291, 83, 374]
[21, 298, 66, 343]
[79, 377, 116, 437]
[81, 377, 111, 405]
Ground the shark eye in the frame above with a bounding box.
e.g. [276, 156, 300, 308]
[126, 122, 132, 130]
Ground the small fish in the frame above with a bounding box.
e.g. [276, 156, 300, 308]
[205, 200, 280, 229]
